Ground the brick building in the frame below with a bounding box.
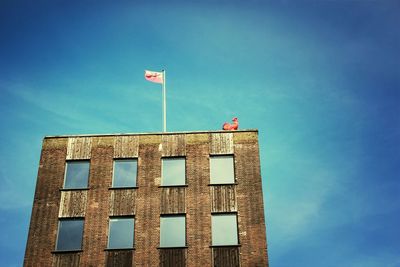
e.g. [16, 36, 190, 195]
[24, 130, 268, 266]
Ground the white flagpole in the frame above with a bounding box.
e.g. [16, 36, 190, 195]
[162, 70, 166, 132]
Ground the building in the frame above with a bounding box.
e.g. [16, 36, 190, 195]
[24, 130, 268, 267]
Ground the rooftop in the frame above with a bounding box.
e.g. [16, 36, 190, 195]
[44, 129, 258, 139]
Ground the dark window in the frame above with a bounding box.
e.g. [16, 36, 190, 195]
[55, 219, 84, 251]
[108, 218, 135, 249]
[210, 156, 235, 184]
[160, 216, 186, 247]
[112, 159, 137, 187]
[212, 214, 238, 245]
[162, 158, 185, 186]
[64, 161, 90, 189]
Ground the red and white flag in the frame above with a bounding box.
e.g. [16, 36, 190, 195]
[144, 70, 163, 84]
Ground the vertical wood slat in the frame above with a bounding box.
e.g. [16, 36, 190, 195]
[162, 134, 186, 157]
[160, 187, 186, 214]
[210, 133, 233, 155]
[212, 247, 240, 267]
[52, 253, 81, 267]
[58, 191, 88, 218]
[159, 248, 187, 267]
[210, 185, 237, 212]
[66, 137, 92, 160]
[109, 189, 136, 216]
[114, 136, 139, 158]
[106, 250, 133, 267]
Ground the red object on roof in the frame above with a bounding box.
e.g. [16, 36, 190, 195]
[222, 117, 239, 130]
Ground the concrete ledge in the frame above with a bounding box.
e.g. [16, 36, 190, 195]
[44, 129, 259, 139]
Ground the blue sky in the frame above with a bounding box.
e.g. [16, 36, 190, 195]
[1, 1, 399, 266]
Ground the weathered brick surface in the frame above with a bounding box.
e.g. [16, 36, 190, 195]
[24, 138, 67, 267]
[135, 135, 161, 266]
[234, 132, 269, 266]
[80, 137, 113, 267]
[186, 134, 212, 267]
[25, 130, 268, 267]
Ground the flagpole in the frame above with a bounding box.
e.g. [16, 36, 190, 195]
[162, 70, 166, 132]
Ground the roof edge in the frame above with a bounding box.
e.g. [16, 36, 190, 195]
[44, 129, 259, 139]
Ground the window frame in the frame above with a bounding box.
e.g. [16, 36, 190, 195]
[209, 155, 236, 185]
[159, 214, 187, 248]
[107, 216, 135, 250]
[63, 160, 90, 190]
[111, 158, 138, 189]
[161, 157, 187, 187]
[55, 218, 85, 252]
[211, 213, 239, 246]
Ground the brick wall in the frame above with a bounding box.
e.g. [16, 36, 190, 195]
[135, 135, 162, 266]
[24, 138, 67, 267]
[80, 137, 114, 266]
[186, 134, 212, 266]
[234, 132, 269, 266]
[24, 130, 268, 267]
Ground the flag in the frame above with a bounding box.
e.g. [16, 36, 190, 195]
[145, 70, 163, 84]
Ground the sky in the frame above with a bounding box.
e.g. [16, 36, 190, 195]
[0, 0, 399, 266]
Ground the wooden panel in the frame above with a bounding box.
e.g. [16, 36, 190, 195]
[114, 136, 139, 158]
[210, 133, 233, 155]
[66, 137, 92, 159]
[52, 253, 81, 267]
[212, 247, 240, 267]
[59, 191, 88, 218]
[106, 250, 133, 267]
[210, 185, 237, 212]
[160, 187, 186, 214]
[162, 134, 186, 157]
[109, 189, 136, 216]
[159, 248, 186, 267]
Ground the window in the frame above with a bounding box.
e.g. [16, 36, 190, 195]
[210, 156, 235, 184]
[64, 161, 90, 189]
[211, 214, 238, 246]
[112, 159, 137, 188]
[55, 219, 84, 251]
[160, 216, 186, 247]
[161, 158, 185, 186]
[108, 218, 135, 249]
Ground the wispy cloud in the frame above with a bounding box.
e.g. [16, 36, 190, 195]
[0, 168, 33, 210]
[1, 79, 165, 133]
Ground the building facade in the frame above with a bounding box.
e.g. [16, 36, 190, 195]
[24, 130, 268, 267]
